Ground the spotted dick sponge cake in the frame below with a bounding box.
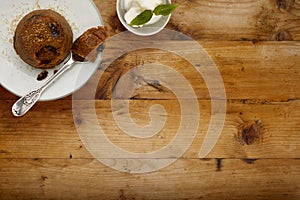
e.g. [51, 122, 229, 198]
[13, 9, 73, 69]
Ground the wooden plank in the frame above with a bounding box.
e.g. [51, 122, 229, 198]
[0, 158, 299, 200]
[1, 100, 299, 159]
[96, 41, 300, 100]
[94, 0, 300, 41]
[1, 41, 299, 100]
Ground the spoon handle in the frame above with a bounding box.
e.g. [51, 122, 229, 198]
[12, 56, 75, 117]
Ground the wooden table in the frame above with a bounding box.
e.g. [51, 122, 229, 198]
[1, 0, 300, 199]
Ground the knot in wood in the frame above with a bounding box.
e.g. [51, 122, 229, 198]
[272, 30, 293, 41]
[276, 0, 295, 11]
[238, 120, 263, 145]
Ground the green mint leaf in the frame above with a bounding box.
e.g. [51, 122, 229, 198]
[153, 4, 178, 16]
[130, 10, 153, 26]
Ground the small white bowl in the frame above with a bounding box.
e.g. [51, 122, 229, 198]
[116, 0, 172, 36]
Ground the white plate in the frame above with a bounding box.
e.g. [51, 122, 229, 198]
[0, 0, 103, 100]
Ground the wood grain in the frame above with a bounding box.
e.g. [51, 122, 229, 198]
[1, 41, 299, 100]
[1, 99, 299, 159]
[95, 41, 300, 100]
[94, 0, 300, 41]
[0, 158, 299, 200]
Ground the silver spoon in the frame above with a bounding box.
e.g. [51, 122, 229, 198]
[12, 52, 85, 117]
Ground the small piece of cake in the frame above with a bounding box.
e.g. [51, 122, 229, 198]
[71, 26, 109, 62]
[14, 9, 73, 69]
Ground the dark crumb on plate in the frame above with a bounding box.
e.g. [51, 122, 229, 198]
[37, 70, 48, 81]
